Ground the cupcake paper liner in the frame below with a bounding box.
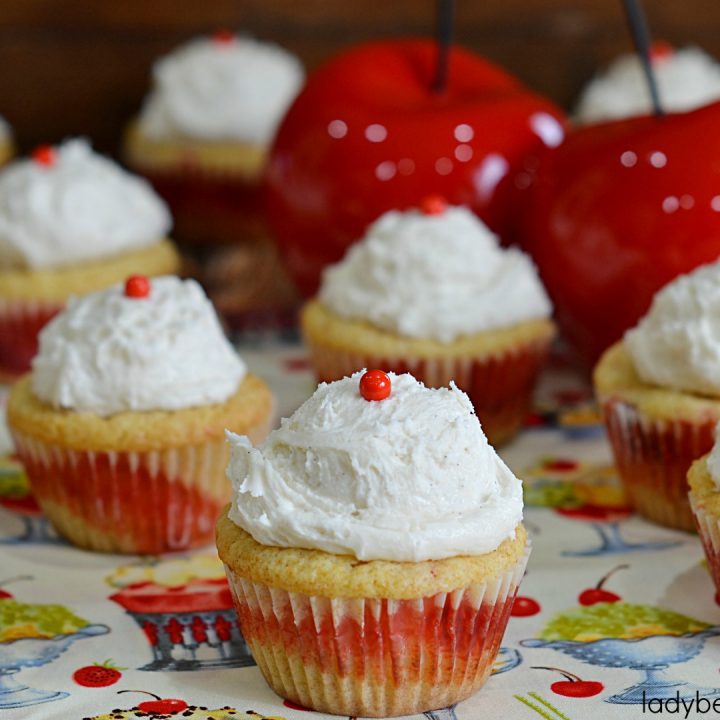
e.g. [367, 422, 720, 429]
[0, 297, 62, 380]
[306, 339, 551, 446]
[689, 496, 720, 594]
[602, 397, 714, 531]
[223, 545, 529, 717]
[12, 420, 268, 554]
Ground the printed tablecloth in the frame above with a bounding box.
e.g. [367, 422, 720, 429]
[1, 343, 718, 720]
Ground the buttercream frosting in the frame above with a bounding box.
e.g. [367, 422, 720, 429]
[138, 34, 304, 143]
[0, 139, 171, 270]
[32, 276, 246, 416]
[227, 371, 523, 562]
[576, 46, 720, 124]
[625, 260, 720, 396]
[318, 206, 552, 343]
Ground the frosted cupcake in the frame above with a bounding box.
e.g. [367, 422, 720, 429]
[124, 32, 304, 326]
[575, 44, 720, 124]
[217, 370, 529, 717]
[594, 260, 720, 531]
[301, 200, 555, 445]
[8, 275, 273, 554]
[689, 429, 720, 595]
[0, 139, 179, 379]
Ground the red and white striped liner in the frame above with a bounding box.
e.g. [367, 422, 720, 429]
[602, 397, 716, 532]
[689, 494, 720, 593]
[12, 416, 270, 555]
[306, 339, 551, 446]
[0, 297, 62, 380]
[224, 544, 529, 717]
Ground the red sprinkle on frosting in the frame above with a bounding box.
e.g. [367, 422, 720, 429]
[360, 370, 391, 401]
[420, 195, 448, 215]
[212, 29, 235, 45]
[124, 275, 151, 299]
[32, 145, 57, 167]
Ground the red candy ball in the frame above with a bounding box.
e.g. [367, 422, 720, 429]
[420, 195, 448, 215]
[32, 145, 56, 167]
[359, 370, 391, 401]
[212, 29, 235, 45]
[124, 275, 151, 299]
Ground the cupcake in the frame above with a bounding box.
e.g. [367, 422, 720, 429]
[7, 275, 274, 554]
[217, 370, 529, 717]
[124, 32, 304, 328]
[594, 260, 720, 531]
[575, 44, 720, 124]
[0, 139, 180, 379]
[689, 434, 720, 594]
[301, 201, 556, 445]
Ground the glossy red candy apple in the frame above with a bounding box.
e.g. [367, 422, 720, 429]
[524, 100, 720, 367]
[267, 39, 566, 297]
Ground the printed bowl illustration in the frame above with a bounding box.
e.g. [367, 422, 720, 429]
[0, 624, 109, 708]
[522, 627, 720, 703]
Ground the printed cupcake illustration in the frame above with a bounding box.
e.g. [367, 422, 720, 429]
[0, 594, 108, 708]
[107, 554, 253, 671]
[88, 692, 287, 719]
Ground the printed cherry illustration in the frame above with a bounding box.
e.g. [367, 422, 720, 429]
[73, 659, 124, 687]
[511, 595, 541, 617]
[117, 690, 188, 715]
[532, 666, 604, 698]
[0, 575, 31, 599]
[578, 564, 628, 606]
[360, 369, 392, 401]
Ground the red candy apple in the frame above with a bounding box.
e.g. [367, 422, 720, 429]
[524, 100, 720, 367]
[267, 39, 566, 297]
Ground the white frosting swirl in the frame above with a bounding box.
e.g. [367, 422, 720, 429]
[32, 276, 246, 416]
[625, 260, 720, 396]
[576, 46, 720, 124]
[139, 35, 304, 143]
[0, 139, 171, 270]
[227, 371, 523, 562]
[319, 206, 552, 343]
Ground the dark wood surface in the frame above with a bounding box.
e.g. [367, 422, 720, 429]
[0, 1, 717, 156]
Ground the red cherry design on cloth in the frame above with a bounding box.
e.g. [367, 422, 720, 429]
[578, 564, 628, 606]
[420, 194, 448, 215]
[533, 666, 604, 698]
[212, 29, 235, 45]
[73, 660, 124, 687]
[511, 595, 541, 617]
[124, 275, 151, 299]
[117, 690, 188, 715]
[359, 370, 391, 401]
[0, 575, 32, 599]
[32, 145, 57, 167]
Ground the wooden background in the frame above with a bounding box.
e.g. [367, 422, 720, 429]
[0, 0, 718, 156]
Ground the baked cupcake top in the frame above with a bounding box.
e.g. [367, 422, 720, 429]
[0, 139, 171, 271]
[624, 260, 720, 397]
[227, 370, 523, 562]
[575, 45, 720, 124]
[31, 275, 246, 416]
[138, 33, 304, 144]
[318, 203, 552, 343]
